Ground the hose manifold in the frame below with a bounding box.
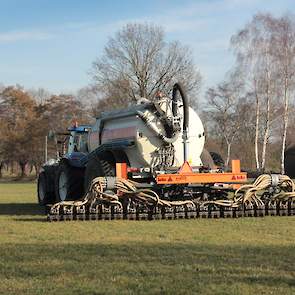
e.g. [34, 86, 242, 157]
[270, 174, 280, 187]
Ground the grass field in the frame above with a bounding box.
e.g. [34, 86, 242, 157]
[0, 182, 295, 295]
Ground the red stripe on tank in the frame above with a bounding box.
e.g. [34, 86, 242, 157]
[101, 126, 136, 142]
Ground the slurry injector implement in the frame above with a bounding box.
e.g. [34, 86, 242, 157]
[38, 83, 295, 221]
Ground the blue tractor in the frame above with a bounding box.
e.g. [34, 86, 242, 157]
[37, 125, 91, 205]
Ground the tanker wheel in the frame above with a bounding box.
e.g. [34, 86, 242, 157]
[209, 152, 225, 169]
[55, 162, 85, 202]
[37, 171, 55, 205]
[200, 148, 215, 169]
[84, 154, 115, 191]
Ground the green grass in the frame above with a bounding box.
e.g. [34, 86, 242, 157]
[0, 183, 295, 295]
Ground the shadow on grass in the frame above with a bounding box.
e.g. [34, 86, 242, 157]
[0, 242, 294, 294]
[0, 203, 45, 216]
[13, 217, 47, 222]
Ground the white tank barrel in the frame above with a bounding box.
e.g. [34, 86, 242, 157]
[88, 100, 205, 170]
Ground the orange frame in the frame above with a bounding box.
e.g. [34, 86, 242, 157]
[156, 160, 247, 185]
[116, 162, 128, 179]
[115, 160, 247, 186]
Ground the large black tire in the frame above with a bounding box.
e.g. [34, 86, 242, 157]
[37, 171, 55, 205]
[200, 149, 215, 169]
[285, 144, 295, 178]
[209, 152, 225, 169]
[55, 162, 85, 202]
[84, 154, 115, 191]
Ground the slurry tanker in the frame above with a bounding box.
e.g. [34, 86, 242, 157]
[37, 83, 295, 221]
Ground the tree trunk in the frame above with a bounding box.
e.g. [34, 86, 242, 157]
[33, 162, 41, 177]
[225, 141, 231, 169]
[19, 161, 27, 178]
[0, 162, 3, 178]
[261, 128, 269, 171]
[261, 75, 271, 171]
[10, 162, 14, 174]
[29, 164, 34, 174]
[281, 77, 289, 174]
[254, 81, 260, 170]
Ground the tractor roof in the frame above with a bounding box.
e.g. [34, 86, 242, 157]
[67, 125, 91, 132]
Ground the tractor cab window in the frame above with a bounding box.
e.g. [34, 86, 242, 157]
[78, 133, 88, 153]
[73, 134, 79, 152]
[69, 132, 88, 153]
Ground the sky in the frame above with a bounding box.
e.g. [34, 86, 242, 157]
[0, 0, 294, 95]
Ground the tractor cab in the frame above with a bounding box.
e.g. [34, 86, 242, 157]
[56, 125, 91, 158]
[67, 125, 91, 154]
[56, 124, 92, 169]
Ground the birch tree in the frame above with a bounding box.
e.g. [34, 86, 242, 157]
[273, 15, 295, 174]
[231, 14, 283, 172]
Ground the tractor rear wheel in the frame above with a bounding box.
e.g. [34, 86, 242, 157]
[55, 162, 85, 202]
[84, 155, 115, 191]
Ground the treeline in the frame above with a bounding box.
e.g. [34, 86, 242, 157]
[0, 86, 92, 177]
[204, 13, 295, 173]
[1, 13, 295, 177]
[0, 23, 201, 178]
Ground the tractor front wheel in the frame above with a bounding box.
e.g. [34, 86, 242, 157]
[55, 163, 85, 202]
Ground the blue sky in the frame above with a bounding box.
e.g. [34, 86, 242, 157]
[0, 0, 294, 95]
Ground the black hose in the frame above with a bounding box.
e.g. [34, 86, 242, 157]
[172, 83, 189, 132]
[172, 83, 189, 162]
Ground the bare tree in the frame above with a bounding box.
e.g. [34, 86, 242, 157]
[273, 15, 295, 174]
[231, 13, 286, 172]
[91, 23, 202, 109]
[205, 80, 243, 168]
[28, 88, 51, 104]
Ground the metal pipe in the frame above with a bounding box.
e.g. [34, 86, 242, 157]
[45, 136, 48, 163]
